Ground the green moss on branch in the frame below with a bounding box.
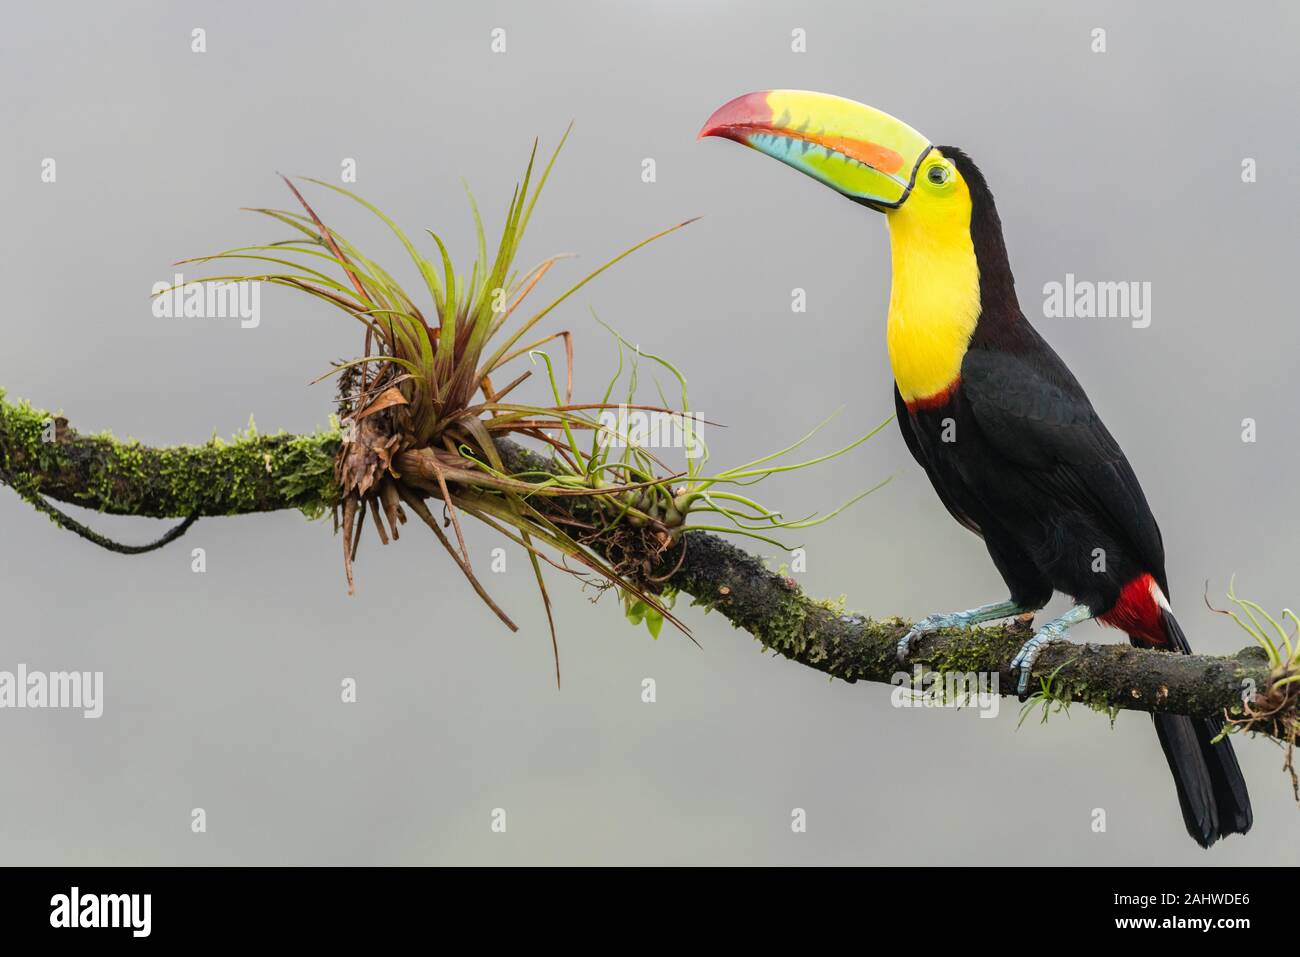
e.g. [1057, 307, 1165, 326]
[0, 388, 1282, 734]
[0, 389, 339, 519]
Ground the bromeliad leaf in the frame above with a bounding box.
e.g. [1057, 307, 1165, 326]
[178, 131, 887, 682]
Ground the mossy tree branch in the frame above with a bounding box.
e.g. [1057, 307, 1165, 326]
[0, 389, 1279, 735]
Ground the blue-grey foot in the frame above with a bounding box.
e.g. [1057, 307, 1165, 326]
[896, 600, 1038, 663]
[1010, 603, 1093, 698]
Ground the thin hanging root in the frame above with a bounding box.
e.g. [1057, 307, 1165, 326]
[648, 533, 688, 583]
[351, 498, 367, 560]
[396, 484, 518, 632]
[340, 495, 358, 596]
[370, 494, 390, 545]
[425, 453, 470, 563]
[521, 528, 561, 689]
[380, 480, 406, 540]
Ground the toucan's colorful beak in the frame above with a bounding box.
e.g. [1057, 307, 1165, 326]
[698, 90, 932, 209]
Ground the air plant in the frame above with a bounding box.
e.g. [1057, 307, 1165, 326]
[1209, 579, 1300, 795]
[167, 130, 888, 682]
[566, 322, 892, 636]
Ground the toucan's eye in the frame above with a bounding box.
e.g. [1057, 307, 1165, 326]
[926, 165, 950, 186]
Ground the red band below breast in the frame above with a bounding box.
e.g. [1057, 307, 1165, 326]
[904, 379, 960, 413]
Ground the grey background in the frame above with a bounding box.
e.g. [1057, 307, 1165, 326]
[2, 0, 1297, 865]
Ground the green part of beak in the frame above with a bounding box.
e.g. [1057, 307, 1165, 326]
[700, 90, 933, 208]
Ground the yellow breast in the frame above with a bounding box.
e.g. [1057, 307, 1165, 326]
[884, 175, 982, 404]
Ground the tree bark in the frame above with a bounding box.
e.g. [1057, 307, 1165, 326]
[0, 389, 1277, 731]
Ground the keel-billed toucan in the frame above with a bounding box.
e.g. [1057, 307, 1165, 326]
[700, 90, 1251, 847]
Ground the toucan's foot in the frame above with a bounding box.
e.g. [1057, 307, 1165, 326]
[1009, 604, 1093, 698]
[896, 611, 981, 662]
[1009, 630, 1067, 699]
[896, 599, 1039, 663]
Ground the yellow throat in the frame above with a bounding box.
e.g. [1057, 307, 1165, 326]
[884, 157, 981, 405]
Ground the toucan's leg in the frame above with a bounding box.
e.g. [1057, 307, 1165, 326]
[896, 599, 1043, 662]
[1010, 603, 1093, 697]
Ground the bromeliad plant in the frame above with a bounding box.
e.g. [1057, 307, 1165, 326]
[171, 131, 887, 680]
[1211, 580, 1300, 793]
[570, 323, 891, 636]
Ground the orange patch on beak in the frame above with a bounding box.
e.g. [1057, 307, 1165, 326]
[797, 132, 904, 174]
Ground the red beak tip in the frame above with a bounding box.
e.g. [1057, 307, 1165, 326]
[697, 119, 723, 140]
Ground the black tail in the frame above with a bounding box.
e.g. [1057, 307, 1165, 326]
[1145, 609, 1252, 848]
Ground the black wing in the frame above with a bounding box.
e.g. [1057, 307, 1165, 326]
[894, 384, 982, 537]
[959, 343, 1168, 595]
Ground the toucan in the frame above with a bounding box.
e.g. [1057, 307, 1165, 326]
[700, 90, 1252, 847]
